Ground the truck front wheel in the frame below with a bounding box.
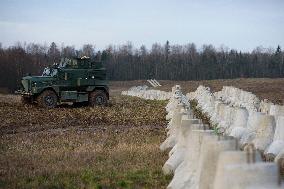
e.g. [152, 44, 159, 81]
[89, 90, 108, 106]
[37, 90, 58, 108]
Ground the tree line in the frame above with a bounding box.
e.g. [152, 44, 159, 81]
[0, 41, 283, 92]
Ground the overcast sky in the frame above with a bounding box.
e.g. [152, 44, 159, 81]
[0, 0, 283, 52]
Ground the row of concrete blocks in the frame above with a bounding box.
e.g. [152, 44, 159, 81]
[160, 86, 283, 189]
[187, 85, 284, 160]
[121, 85, 172, 100]
[214, 86, 260, 112]
[213, 86, 284, 117]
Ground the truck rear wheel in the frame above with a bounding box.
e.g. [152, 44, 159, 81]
[89, 90, 108, 106]
[37, 90, 58, 108]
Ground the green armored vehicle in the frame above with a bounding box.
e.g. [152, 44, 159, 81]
[17, 57, 109, 108]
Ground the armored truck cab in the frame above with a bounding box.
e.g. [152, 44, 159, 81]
[17, 57, 109, 108]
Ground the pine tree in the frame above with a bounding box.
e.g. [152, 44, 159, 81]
[276, 45, 281, 55]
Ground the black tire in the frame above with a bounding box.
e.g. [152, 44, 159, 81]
[21, 96, 32, 105]
[89, 90, 108, 106]
[37, 90, 58, 108]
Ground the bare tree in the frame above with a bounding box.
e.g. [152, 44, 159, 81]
[81, 44, 95, 58]
[48, 42, 60, 63]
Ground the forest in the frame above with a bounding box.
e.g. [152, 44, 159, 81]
[0, 41, 283, 92]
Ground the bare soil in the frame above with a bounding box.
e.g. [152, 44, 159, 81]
[1, 78, 284, 188]
[111, 78, 284, 103]
[0, 93, 170, 188]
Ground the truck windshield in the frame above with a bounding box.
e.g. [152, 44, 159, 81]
[42, 67, 58, 77]
[59, 58, 78, 68]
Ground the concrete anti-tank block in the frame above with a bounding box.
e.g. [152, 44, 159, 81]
[266, 115, 284, 157]
[163, 118, 203, 175]
[197, 136, 238, 189]
[252, 114, 276, 152]
[213, 150, 262, 189]
[214, 162, 280, 189]
[167, 129, 214, 189]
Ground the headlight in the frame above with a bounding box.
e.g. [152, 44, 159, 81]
[32, 82, 37, 87]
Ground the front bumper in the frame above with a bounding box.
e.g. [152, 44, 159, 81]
[15, 90, 33, 96]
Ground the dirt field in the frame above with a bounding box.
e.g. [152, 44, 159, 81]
[111, 78, 284, 103]
[1, 78, 284, 188]
[0, 94, 170, 188]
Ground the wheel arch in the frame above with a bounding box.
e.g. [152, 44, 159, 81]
[35, 87, 59, 98]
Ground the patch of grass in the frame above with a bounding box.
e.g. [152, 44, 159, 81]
[0, 95, 171, 188]
[5, 165, 171, 189]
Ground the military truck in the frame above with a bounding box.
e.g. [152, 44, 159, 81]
[16, 57, 109, 108]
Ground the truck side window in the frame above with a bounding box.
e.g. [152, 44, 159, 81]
[57, 72, 65, 80]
